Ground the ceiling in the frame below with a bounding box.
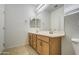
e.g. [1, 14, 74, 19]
[34, 4, 63, 13]
[44, 4, 64, 12]
[32, 4, 39, 8]
[32, 4, 63, 13]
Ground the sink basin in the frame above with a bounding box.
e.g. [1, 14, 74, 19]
[49, 31, 53, 34]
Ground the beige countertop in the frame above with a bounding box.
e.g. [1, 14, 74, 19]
[29, 31, 65, 38]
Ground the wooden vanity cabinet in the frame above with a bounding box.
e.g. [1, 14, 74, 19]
[29, 33, 62, 55]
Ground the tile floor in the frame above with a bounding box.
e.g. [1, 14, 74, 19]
[1, 45, 38, 55]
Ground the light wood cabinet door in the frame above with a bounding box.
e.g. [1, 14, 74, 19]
[29, 33, 33, 46]
[41, 41, 49, 55]
[32, 34, 37, 49]
[37, 35, 49, 55]
[49, 37, 61, 55]
[37, 39, 42, 54]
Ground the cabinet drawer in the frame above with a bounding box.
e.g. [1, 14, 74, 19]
[37, 35, 49, 43]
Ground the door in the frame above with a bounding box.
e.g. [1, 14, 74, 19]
[0, 5, 5, 52]
[32, 34, 37, 49]
[41, 41, 49, 55]
[29, 33, 32, 46]
[50, 37, 61, 55]
[37, 39, 49, 55]
[37, 39, 42, 54]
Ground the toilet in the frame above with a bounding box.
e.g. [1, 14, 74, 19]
[72, 38, 79, 55]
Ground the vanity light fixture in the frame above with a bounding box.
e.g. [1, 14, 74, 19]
[36, 4, 44, 11]
[35, 4, 49, 13]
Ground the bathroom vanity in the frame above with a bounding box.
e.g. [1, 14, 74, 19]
[28, 31, 64, 55]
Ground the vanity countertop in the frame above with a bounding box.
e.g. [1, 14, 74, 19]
[29, 31, 65, 38]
